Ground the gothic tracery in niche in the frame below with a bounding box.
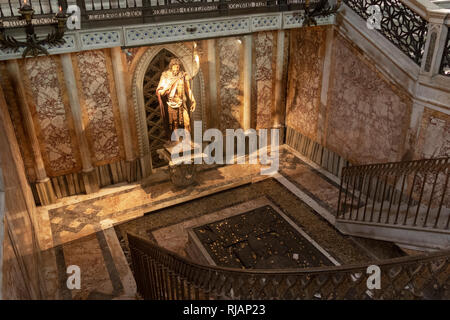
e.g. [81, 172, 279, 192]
[143, 49, 178, 168]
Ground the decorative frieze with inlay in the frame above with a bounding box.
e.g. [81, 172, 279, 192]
[80, 30, 122, 50]
[125, 17, 250, 47]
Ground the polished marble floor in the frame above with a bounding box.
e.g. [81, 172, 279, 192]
[36, 145, 404, 299]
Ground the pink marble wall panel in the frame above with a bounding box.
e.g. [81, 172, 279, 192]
[25, 57, 77, 175]
[77, 50, 120, 163]
[255, 32, 274, 129]
[325, 34, 411, 164]
[218, 37, 243, 131]
[285, 27, 327, 141]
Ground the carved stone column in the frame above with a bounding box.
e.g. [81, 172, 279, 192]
[317, 26, 335, 146]
[243, 34, 253, 131]
[207, 39, 219, 128]
[111, 47, 136, 182]
[272, 30, 288, 142]
[5, 60, 56, 205]
[60, 54, 99, 194]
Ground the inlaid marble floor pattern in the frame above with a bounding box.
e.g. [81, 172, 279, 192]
[36, 146, 368, 299]
[41, 228, 137, 300]
[37, 146, 343, 250]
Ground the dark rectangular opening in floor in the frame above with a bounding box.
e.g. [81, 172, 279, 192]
[188, 205, 335, 269]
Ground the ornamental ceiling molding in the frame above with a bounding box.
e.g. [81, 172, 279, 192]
[132, 42, 206, 157]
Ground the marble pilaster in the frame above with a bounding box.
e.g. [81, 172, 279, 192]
[207, 39, 219, 128]
[60, 54, 100, 194]
[5, 60, 56, 205]
[243, 34, 252, 131]
[317, 26, 334, 145]
[273, 30, 285, 129]
[111, 47, 136, 182]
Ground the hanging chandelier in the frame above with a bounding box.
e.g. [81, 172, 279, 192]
[302, 0, 342, 27]
[0, 0, 69, 58]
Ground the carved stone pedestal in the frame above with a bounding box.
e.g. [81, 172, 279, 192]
[157, 143, 202, 187]
[35, 178, 56, 205]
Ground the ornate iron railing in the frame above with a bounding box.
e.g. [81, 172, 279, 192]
[344, 0, 429, 65]
[77, 0, 323, 27]
[337, 158, 450, 231]
[0, 0, 319, 28]
[128, 233, 450, 300]
[440, 26, 450, 76]
[0, 0, 436, 65]
[0, 0, 71, 28]
[0, 0, 60, 17]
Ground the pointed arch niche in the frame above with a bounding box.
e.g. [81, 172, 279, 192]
[132, 43, 207, 170]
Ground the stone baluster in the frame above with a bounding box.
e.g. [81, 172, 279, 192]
[317, 26, 335, 146]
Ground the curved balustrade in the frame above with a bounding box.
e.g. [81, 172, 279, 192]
[344, 0, 429, 65]
[128, 233, 450, 300]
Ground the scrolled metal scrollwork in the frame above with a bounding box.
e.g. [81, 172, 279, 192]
[0, 1, 69, 58]
[344, 0, 428, 65]
[302, 0, 341, 27]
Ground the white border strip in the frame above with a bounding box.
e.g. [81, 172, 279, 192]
[274, 173, 336, 226]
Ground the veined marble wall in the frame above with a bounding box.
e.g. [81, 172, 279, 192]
[255, 32, 275, 129]
[0, 33, 283, 202]
[75, 50, 122, 165]
[0, 86, 45, 299]
[286, 27, 327, 140]
[24, 57, 79, 176]
[285, 28, 415, 166]
[324, 33, 412, 165]
[217, 37, 243, 131]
